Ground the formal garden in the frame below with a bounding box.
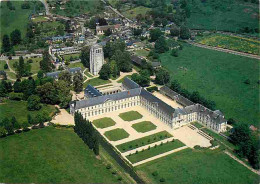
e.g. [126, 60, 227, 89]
[116, 131, 172, 153]
[195, 33, 260, 55]
[104, 128, 130, 141]
[93, 117, 116, 129]
[126, 139, 185, 164]
[119, 111, 143, 121]
[131, 121, 157, 133]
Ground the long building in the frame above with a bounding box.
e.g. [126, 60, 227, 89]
[70, 78, 227, 133]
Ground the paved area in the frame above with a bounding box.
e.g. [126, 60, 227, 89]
[52, 109, 75, 125]
[152, 91, 184, 109]
[132, 146, 188, 167]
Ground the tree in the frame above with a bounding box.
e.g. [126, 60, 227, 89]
[58, 70, 72, 86]
[27, 95, 42, 111]
[131, 70, 150, 87]
[111, 50, 132, 72]
[56, 25, 65, 36]
[104, 40, 126, 58]
[22, 77, 36, 99]
[180, 25, 190, 39]
[155, 68, 170, 85]
[98, 17, 108, 26]
[10, 29, 22, 46]
[161, 18, 168, 27]
[110, 60, 119, 78]
[65, 20, 71, 32]
[55, 80, 72, 108]
[133, 28, 143, 36]
[170, 26, 180, 37]
[11, 116, 20, 129]
[154, 18, 161, 27]
[150, 28, 163, 42]
[37, 70, 44, 79]
[104, 28, 112, 36]
[2, 118, 14, 135]
[40, 50, 54, 72]
[170, 80, 181, 93]
[14, 79, 22, 93]
[80, 46, 90, 68]
[155, 36, 169, 53]
[0, 127, 7, 137]
[2, 34, 11, 53]
[171, 48, 179, 57]
[99, 63, 111, 80]
[73, 72, 83, 93]
[37, 82, 58, 104]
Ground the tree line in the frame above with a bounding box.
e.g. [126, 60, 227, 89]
[74, 112, 99, 155]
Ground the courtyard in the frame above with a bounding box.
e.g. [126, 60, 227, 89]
[89, 105, 212, 166]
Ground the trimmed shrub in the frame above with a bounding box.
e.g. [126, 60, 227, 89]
[106, 164, 111, 169]
[117, 176, 123, 181]
[112, 170, 117, 175]
[152, 171, 158, 176]
[0, 127, 7, 138]
[9, 92, 23, 101]
[160, 178, 166, 182]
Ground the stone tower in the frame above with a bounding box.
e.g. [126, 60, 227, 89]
[90, 44, 105, 76]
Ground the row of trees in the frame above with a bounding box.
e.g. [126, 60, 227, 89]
[2, 29, 22, 53]
[74, 112, 99, 155]
[99, 60, 119, 80]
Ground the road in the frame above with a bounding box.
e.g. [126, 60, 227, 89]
[39, 0, 50, 15]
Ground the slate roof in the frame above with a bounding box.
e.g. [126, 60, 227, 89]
[151, 62, 161, 68]
[122, 77, 140, 89]
[46, 67, 81, 78]
[130, 55, 143, 65]
[84, 85, 102, 98]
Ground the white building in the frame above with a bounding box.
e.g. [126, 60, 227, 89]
[70, 78, 227, 133]
[89, 44, 105, 76]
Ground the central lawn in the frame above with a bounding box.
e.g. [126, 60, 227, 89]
[136, 149, 259, 184]
[0, 127, 124, 183]
[160, 43, 259, 126]
[119, 111, 143, 121]
[132, 121, 157, 133]
[126, 140, 185, 164]
[0, 100, 55, 124]
[10, 58, 41, 75]
[116, 131, 172, 153]
[93, 117, 116, 129]
[63, 53, 80, 62]
[0, 60, 9, 71]
[104, 128, 129, 141]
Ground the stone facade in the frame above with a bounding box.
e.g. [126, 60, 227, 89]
[90, 44, 105, 75]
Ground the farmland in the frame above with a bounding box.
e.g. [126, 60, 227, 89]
[160, 43, 259, 126]
[196, 34, 260, 55]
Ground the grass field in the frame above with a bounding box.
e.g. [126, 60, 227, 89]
[83, 78, 111, 88]
[119, 111, 143, 121]
[32, 16, 48, 23]
[160, 43, 259, 126]
[122, 6, 151, 19]
[0, 100, 55, 124]
[117, 75, 132, 83]
[93, 117, 116, 129]
[196, 34, 260, 55]
[0, 127, 127, 183]
[134, 49, 149, 57]
[187, 1, 258, 33]
[116, 131, 173, 153]
[0, 1, 35, 47]
[10, 57, 41, 75]
[0, 60, 9, 71]
[126, 140, 185, 164]
[63, 53, 80, 61]
[132, 121, 157, 133]
[68, 61, 85, 70]
[104, 128, 129, 141]
[137, 149, 259, 184]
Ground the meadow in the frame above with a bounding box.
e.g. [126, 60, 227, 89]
[160, 43, 259, 126]
[122, 6, 151, 20]
[137, 148, 259, 184]
[187, 0, 258, 34]
[196, 34, 260, 55]
[0, 127, 131, 183]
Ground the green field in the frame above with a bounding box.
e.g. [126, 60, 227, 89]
[32, 16, 48, 23]
[187, 1, 258, 33]
[93, 117, 116, 129]
[116, 131, 173, 153]
[196, 34, 260, 55]
[127, 140, 185, 164]
[0, 1, 35, 47]
[0, 127, 128, 183]
[160, 43, 259, 126]
[63, 53, 80, 62]
[122, 6, 151, 19]
[136, 149, 259, 184]
[119, 111, 143, 121]
[132, 121, 157, 133]
[10, 57, 41, 75]
[104, 128, 129, 141]
[134, 49, 150, 57]
[83, 78, 111, 88]
[0, 60, 9, 71]
[0, 100, 55, 124]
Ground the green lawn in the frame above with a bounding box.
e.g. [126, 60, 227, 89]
[32, 16, 48, 23]
[104, 128, 130, 141]
[116, 131, 173, 153]
[68, 61, 85, 70]
[0, 60, 9, 71]
[119, 111, 143, 121]
[187, 0, 258, 33]
[9, 57, 41, 75]
[136, 149, 259, 184]
[132, 121, 157, 133]
[117, 75, 132, 83]
[160, 43, 259, 126]
[191, 121, 204, 129]
[134, 49, 149, 57]
[93, 117, 116, 129]
[123, 6, 151, 19]
[0, 100, 55, 124]
[126, 140, 185, 164]
[83, 78, 111, 88]
[0, 127, 126, 183]
[63, 53, 80, 62]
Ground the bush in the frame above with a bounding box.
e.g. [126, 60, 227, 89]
[111, 170, 117, 175]
[160, 142, 163, 146]
[244, 79, 250, 85]
[160, 178, 166, 182]
[117, 176, 123, 181]
[4, 64, 8, 69]
[106, 164, 111, 169]
[27, 95, 42, 111]
[146, 86, 159, 92]
[9, 92, 23, 101]
[152, 171, 158, 176]
[23, 127, 30, 132]
[171, 48, 179, 57]
[0, 127, 7, 138]
[135, 144, 138, 147]
[135, 150, 138, 154]
[15, 129, 22, 134]
[148, 146, 150, 150]
[32, 125, 39, 129]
